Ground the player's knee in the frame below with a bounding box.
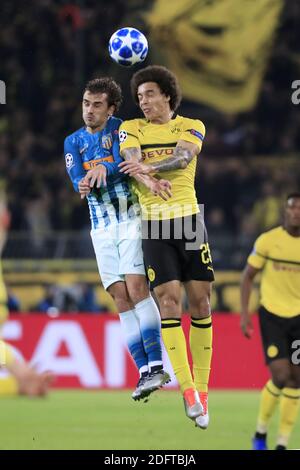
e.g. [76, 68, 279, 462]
[127, 282, 149, 305]
[109, 292, 132, 312]
[189, 294, 211, 318]
[272, 370, 291, 389]
[108, 283, 133, 312]
[157, 294, 181, 315]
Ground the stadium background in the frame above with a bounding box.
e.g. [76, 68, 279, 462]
[1, 0, 300, 450]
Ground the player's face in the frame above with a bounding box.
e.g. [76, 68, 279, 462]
[137, 82, 171, 123]
[82, 91, 114, 130]
[285, 197, 300, 228]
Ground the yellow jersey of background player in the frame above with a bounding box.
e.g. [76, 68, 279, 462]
[247, 225, 300, 318]
[240, 193, 300, 450]
[119, 114, 205, 220]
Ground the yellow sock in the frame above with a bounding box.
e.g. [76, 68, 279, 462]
[189, 317, 212, 393]
[257, 380, 281, 433]
[0, 376, 19, 396]
[277, 387, 300, 447]
[161, 319, 194, 393]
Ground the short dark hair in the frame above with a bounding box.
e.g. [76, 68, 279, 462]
[130, 65, 182, 112]
[84, 77, 122, 112]
[287, 192, 300, 202]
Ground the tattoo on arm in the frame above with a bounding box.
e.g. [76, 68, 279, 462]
[121, 147, 142, 162]
[121, 147, 156, 188]
[151, 146, 194, 172]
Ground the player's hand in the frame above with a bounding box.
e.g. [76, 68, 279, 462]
[85, 165, 107, 190]
[119, 160, 153, 176]
[79, 178, 91, 199]
[149, 179, 172, 201]
[240, 313, 254, 339]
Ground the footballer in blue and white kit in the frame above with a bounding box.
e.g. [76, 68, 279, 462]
[64, 78, 170, 401]
[64, 114, 145, 289]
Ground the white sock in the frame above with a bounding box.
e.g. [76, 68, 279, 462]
[134, 296, 163, 367]
[119, 309, 148, 371]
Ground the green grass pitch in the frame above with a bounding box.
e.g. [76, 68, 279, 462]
[0, 390, 299, 450]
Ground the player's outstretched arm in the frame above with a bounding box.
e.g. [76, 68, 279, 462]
[119, 140, 198, 175]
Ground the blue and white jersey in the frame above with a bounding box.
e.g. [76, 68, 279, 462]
[64, 116, 137, 230]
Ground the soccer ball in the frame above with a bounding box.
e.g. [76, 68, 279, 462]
[108, 27, 148, 67]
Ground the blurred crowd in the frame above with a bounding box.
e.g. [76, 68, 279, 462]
[1, 1, 300, 266]
[196, 157, 299, 268]
[7, 282, 109, 315]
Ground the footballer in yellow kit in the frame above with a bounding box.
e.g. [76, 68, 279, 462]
[248, 226, 300, 319]
[241, 193, 300, 450]
[119, 114, 204, 221]
[118, 65, 214, 429]
[119, 112, 214, 289]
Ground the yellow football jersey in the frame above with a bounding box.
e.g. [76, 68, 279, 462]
[119, 115, 205, 220]
[248, 226, 300, 317]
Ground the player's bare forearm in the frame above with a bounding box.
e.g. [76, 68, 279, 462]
[151, 146, 194, 172]
[240, 264, 259, 315]
[120, 146, 172, 199]
[240, 264, 260, 338]
[119, 148, 156, 187]
[240, 272, 253, 315]
[121, 147, 142, 162]
[119, 145, 195, 176]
